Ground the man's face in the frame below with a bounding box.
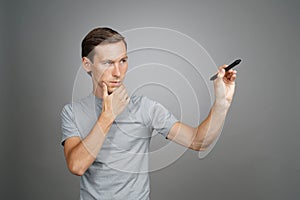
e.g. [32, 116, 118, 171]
[88, 41, 128, 94]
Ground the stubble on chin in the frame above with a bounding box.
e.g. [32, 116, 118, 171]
[107, 87, 117, 95]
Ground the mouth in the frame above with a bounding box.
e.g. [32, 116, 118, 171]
[109, 81, 121, 87]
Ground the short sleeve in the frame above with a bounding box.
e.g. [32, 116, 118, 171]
[60, 104, 81, 146]
[146, 98, 179, 138]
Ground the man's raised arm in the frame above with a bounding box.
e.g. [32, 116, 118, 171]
[167, 65, 237, 151]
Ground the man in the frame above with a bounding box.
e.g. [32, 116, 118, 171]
[61, 27, 237, 199]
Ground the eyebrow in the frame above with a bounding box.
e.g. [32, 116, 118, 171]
[100, 56, 128, 63]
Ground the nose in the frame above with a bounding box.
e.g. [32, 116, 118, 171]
[112, 63, 121, 77]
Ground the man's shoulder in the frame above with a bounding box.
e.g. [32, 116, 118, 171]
[130, 95, 156, 107]
[61, 94, 94, 113]
[130, 95, 157, 103]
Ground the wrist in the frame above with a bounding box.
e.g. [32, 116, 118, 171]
[213, 100, 230, 113]
[96, 112, 115, 136]
[98, 111, 115, 125]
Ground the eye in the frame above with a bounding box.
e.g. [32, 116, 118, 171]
[120, 59, 127, 64]
[103, 61, 113, 65]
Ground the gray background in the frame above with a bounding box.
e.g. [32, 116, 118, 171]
[1, 0, 299, 199]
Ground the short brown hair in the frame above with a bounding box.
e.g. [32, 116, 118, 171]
[81, 27, 126, 62]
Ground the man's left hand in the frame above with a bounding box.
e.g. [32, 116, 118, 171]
[213, 65, 237, 107]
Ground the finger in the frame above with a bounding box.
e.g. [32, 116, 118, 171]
[226, 71, 233, 79]
[228, 70, 237, 75]
[217, 66, 226, 79]
[120, 88, 129, 101]
[225, 72, 236, 83]
[125, 96, 130, 104]
[225, 69, 236, 78]
[102, 82, 108, 98]
[114, 84, 125, 95]
[118, 84, 128, 97]
[230, 74, 237, 82]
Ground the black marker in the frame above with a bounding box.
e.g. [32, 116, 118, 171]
[210, 59, 241, 81]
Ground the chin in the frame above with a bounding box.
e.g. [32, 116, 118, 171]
[108, 87, 117, 94]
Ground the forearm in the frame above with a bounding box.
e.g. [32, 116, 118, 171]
[67, 113, 114, 175]
[193, 100, 230, 151]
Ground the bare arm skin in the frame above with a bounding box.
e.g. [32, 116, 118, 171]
[63, 83, 129, 176]
[167, 65, 237, 151]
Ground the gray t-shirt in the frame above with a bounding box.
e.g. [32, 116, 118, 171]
[61, 93, 178, 200]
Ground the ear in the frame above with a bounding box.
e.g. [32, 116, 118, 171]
[82, 57, 92, 74]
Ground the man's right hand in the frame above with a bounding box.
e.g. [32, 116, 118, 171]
[101, 82, 130, 121]
[64, 82, 129, 176]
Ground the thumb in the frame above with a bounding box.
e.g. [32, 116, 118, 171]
[102, 82, 108, 98]
[217, 65, 226, 79]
